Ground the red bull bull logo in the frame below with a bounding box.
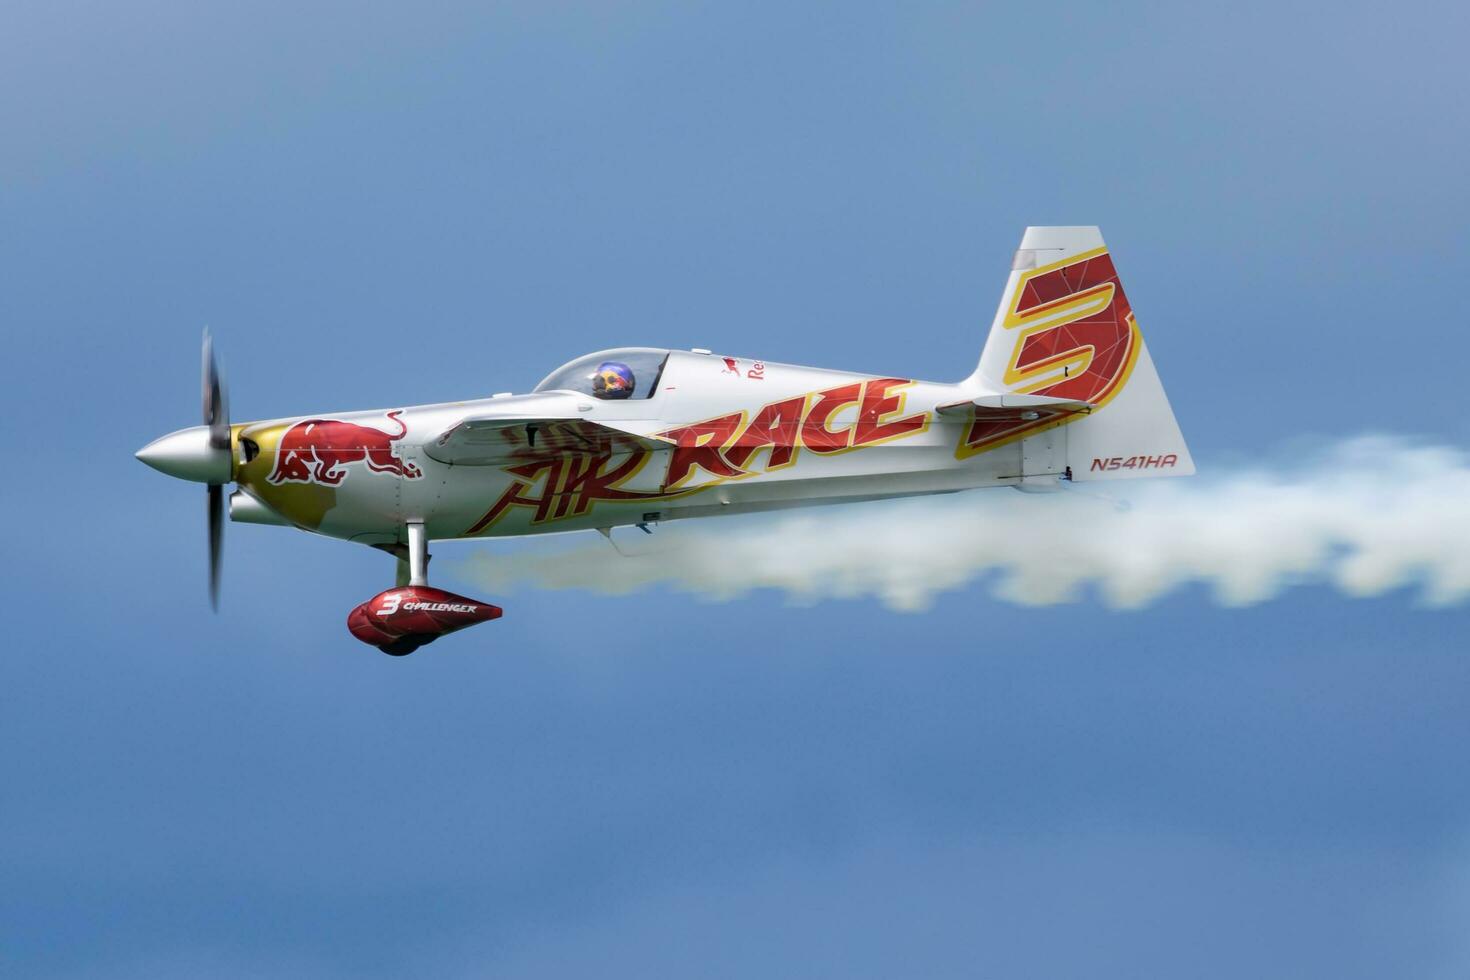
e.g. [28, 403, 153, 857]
[269, 410, 423, 486]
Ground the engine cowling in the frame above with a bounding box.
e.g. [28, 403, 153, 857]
[347, 586, 503, 656]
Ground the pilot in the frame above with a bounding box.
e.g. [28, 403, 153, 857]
[592, 361, 635, 399]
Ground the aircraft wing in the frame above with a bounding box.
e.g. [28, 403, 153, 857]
[936, 393, 1095, 421]
[426, 413, 670, 466]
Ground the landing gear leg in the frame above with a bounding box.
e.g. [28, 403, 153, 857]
[407, 521, 428, 586]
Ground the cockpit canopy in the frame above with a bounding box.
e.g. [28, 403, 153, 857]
[534, 348, 670, 400]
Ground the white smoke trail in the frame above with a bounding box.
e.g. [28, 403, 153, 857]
[456, 437, 1470, 611]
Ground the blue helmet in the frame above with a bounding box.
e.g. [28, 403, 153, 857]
[592, 360, 635, 399]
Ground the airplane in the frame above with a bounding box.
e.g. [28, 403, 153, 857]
[136, 226, 1193, 655]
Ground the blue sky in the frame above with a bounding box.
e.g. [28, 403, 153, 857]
[4, 2, 1469, 976]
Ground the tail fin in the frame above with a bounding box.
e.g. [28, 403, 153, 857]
[962, 226, 1193, 481]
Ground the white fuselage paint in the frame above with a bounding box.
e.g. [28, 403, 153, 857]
[232, 350, 1044, 548]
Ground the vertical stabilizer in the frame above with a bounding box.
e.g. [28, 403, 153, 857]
[962, 226, 1193, 481]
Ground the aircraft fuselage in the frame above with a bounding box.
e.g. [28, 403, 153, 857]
[229, 349, 1043, 549]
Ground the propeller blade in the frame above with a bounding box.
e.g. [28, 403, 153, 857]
[203, 331, 229, 610]
[208, 483, 223, 610]
[202, 329, 229, 451]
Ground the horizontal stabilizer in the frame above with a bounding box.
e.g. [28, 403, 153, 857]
[937, 393, 1095, 420]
